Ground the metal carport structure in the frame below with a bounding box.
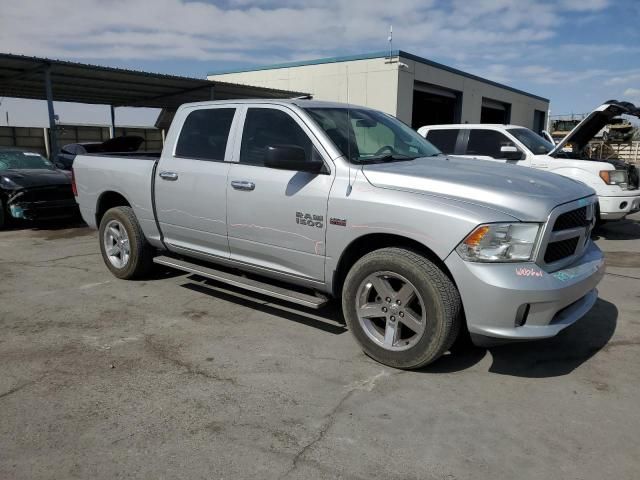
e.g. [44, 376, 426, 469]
[0, 53, 304, 160]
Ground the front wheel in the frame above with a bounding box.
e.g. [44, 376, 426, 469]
[99, 206, 154, 279]
[342, 247, 462, 369]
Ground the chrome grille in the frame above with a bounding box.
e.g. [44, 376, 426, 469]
[537, 199, 596, 271]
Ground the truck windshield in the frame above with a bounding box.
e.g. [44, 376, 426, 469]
[507, 128, 554, 155]
[304, 107, 441, 163]
[0, 151, 54, 170]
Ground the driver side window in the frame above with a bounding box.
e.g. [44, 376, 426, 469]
[240, 108, 314, 166]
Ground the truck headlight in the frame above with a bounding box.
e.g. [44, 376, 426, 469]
[456, 223, 542, 262]
[599, 170, 628, 189]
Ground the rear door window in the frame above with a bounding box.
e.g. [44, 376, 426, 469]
[466, 129, 515, 158]
[175, 108, 235, 161]
[425, 129, 459, 154]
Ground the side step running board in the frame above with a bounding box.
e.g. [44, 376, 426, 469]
[153, 255, 328, 309]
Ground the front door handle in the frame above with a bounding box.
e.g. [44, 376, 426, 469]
[231, 180, 255, 191]
[159, 171, 179, 181]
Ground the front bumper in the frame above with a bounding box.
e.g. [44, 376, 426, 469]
[444, 241, 605, 343]
[598, 191, 640, 220]
[9, 198, 78, 221]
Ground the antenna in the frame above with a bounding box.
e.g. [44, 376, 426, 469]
[385, 25, 398, 64]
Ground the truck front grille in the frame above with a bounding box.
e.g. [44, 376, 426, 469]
[553, 206, 586, 231]
[538, 201, 595, 270]
[544, 237, 580, 263]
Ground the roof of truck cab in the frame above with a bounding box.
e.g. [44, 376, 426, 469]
[177, 98, 372, 110]
[420, 124, 524, 129]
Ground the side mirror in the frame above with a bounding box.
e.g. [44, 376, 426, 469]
[54, 161, 66, 169]
[541, 130, 555, 144]
[264, 145, 324, 173]
[500, 145, 524, 160]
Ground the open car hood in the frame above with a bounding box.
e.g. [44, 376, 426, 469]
[550, 101, 639, 156]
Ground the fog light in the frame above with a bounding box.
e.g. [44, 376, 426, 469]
[9, 204, 25, 219]
[619, 201, 628, 210]
[515, 303, 530, 327]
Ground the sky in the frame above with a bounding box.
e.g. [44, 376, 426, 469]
[1, 0, 639, 126]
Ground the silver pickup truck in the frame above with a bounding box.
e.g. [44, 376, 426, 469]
[73, 99, 605, 369]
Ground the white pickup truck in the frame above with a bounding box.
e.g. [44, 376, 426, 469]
[418, 101, 640, 222]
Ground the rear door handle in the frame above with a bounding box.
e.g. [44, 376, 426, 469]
[159, 171, 179, 181]
[231, 180, 255, 191]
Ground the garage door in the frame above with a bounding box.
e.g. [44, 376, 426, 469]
[481, 97, 511, 124]
[411, 83, 462, 129]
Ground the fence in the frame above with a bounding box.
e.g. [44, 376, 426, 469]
[588, 141, 640, 165]
[0, 125, 163, 158]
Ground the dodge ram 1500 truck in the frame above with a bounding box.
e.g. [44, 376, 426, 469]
[73, 99, 605, 369]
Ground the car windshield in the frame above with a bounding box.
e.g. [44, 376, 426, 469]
[304, 107, 441, 163]
[0, 151, 54, 170]
[507, 128, 554, 155]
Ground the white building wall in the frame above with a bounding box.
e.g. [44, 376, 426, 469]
[209, 54, 549, 130]
[209, 58, 400, 116]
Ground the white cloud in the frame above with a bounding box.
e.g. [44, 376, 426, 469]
[623, 88, 640, 103]
[0, 0, 630, 117]
[0, 0, 576, 65]
[605, 71, 640, 86]
[559, 0, 610, 11]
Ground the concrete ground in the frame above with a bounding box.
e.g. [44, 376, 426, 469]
[1, 214, 639, 480]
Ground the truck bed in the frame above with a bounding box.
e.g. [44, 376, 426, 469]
[73, 153, 161, 243]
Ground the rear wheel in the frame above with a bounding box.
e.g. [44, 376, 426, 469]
[99, 206, 154, 279]
[342, 247, 462, 369]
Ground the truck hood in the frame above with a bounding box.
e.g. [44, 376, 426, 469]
[0, 168, 71, 190]
[550, 101, 639, 156]
[361, 156, 595, 222]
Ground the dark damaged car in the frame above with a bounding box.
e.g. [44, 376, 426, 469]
[0, 148, 78, 229]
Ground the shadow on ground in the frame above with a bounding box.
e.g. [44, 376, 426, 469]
[180, 275, 347, 335]
[176, 271, 617, 378]
[424, 299, 618, 378]
[592, 217, 640, 241]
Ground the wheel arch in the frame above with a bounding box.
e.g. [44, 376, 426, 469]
[95, 191, 131, 227]
[331, 233, 456, 298]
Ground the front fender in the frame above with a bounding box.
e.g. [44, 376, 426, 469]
[547, 167, 604, 193]
[323, 174, 518, 294]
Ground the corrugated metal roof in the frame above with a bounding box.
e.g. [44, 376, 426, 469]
[208, 50, 549, 103]
[0, 53, 304, 110]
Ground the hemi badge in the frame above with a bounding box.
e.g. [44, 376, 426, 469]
[330, 218, 347, 227]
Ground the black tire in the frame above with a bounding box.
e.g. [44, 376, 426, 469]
[98, 206, 154, 279]
[0, 198, 6, 230]
[342, 247, 462, 369]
